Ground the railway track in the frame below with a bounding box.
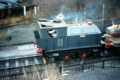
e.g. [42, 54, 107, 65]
[0, 55, 120, 80]
[0, 55, 44, 79]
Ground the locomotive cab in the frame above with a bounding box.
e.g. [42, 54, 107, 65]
[35, 19, 68, 52]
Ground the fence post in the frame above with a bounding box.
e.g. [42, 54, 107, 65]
[37, 6, 39, 14]
[102, 61, 104, 69]
[8, 29, 11, 40]
[93, 63, 94, 70]
[81, 64, 84, 72]
[23, 6, 26, 16]
[59, 66, 62, 74]
[34, 7, 37, 15]
[59, 61, 64, 75]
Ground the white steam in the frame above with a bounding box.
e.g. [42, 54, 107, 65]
[56, 13, 65, 20]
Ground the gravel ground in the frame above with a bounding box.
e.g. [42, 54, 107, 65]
[0, 23, 38, 46]
[10, 28, 35, 44]
[63, 68, 120, 80]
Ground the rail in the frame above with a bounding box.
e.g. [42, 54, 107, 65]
[0, 56, 120, 79]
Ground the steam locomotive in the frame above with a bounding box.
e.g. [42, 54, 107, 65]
[34, 19, 120, 60]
